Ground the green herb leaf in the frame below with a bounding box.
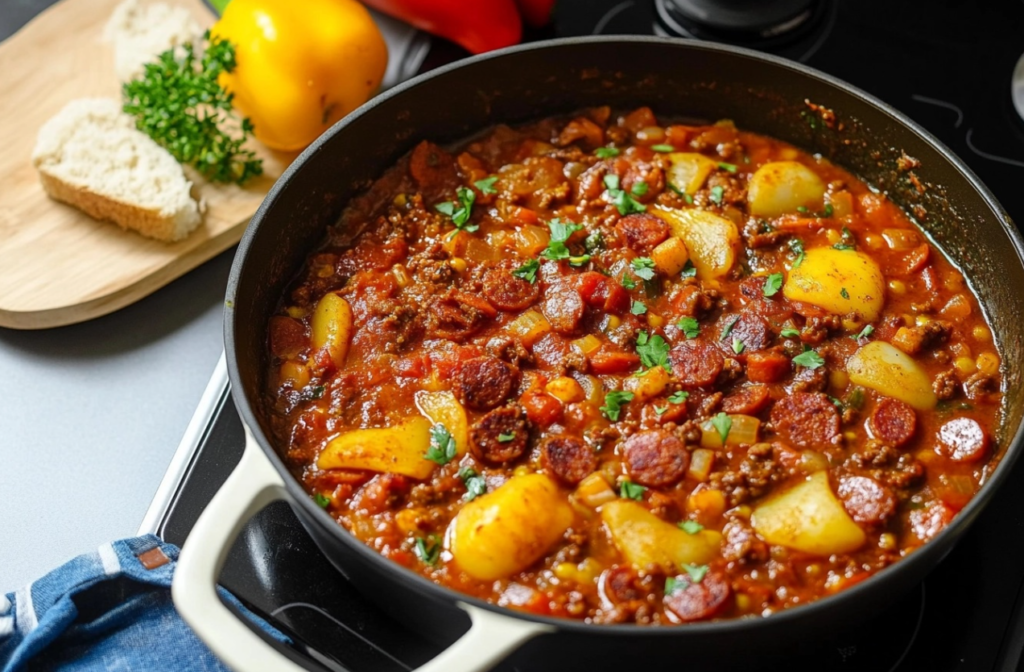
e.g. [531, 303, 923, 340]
[435, 186, 478, 233]
[458, 467, 487, 501]
[584, 231, 605, 252]
[668, 390, 689, 404]
[710, 412, 731, 444]
[310, 385, 326, 399]
[631, 257, 657, 281]
[603, 174, 620, 191]
[797, 205, 809, 214]
[474, 175, 498, 195]
[497, 432, 516, 443]
[792, 349, 825, 369]
[314, 493, 331, 508]
[121, 33, 262, 184]
[620, 480, 646, 501]
[683, 192, 695, 205]
[636, 330, 671, 370]
[681, 563, 709, 583]
[780, 327, 801, 338]
[540, 218, 584, 261]
[833, 227, 856, 251]
[856, 324, 875, 340]
[709, 185, 725, 205]
[840, 287, 850, 299]
[631, 300, 648, 315]
[631, 181, 649, 196]
[732, 336, 745, 354]
[680, 260, 697, 277]
[789, 238, 806, 268]
[829, 395, 845, 412]
[595, 146, 620, 158]
[718, 161, 737, 173]
[621, 274, 637, 290]
[654, 405, 669, 416]
[720, 316, 739, 340]
[425, 423, 458, 465]
[763, 272, 783, 297]
[678, 520, 704, 534]
[651, 144, 675, 153]
[601, 390, 635, 422]
[823, 203, 834, 217]
[677, 316, 700, 339]
[414, 535, 441, 565]
[604, 174, 647, 215]
[665, 576, 681, 595]
[512, 258, 540, 283]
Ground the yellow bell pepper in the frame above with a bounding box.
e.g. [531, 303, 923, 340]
[212, 0, 388, 151]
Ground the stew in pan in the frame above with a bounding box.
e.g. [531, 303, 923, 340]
[265, 107, 1002, 624]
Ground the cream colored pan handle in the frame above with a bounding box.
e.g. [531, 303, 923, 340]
[173, 425, 550, 672]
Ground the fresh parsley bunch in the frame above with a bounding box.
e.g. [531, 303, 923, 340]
[122, 31, 263, 185]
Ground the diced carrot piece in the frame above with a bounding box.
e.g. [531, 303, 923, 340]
[746, 351, 790, 383]
[589, 348, 641, 374]
[521, 391, 564, 426]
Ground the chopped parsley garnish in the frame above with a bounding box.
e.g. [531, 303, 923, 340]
[683, 192, 695, 205]
[631, 300, 648, 315]
[732, 336, 745, 354]
[792, 349, 825, 369]
[710, 412, 732, 444]
[829, 396, 845, 412]
[665, 577, 681, 595]
[584, 231, 605, 252]
[840, 287, 850, 299]
[636, 330, 671, 371]
[458, 467, 487, 501]
[632, 181, 649, 196]
[833, 226, 856, 250]
[680, 260, 697, 278]
[668, 390, 689, 404]
[682, 563, 709, 583]
[414, 534, 441, 565]
[796, 205, 809, 214]
[314, 493, 330, 508]
[425, 423, 458, 465]
[631, 257, 657, 280]
[856, 324, 875, 340]
[651, 144, 675, 153]
[541, 219, 583, 262]
[780, 327, 801, 338]
[474, 175, 498, 195]
[665, 564, 709, 594]
[678, 520, 704, 534]
[718, 161, 737, 173]
[677, 316, 700, 339]
[789, 238, 806, 268]
[619, 480, 646, 501]
[595, 146, 620, 158]
[309, 385, 326, 399]
[822, 203, 834, 217]
[654, 405, 669, 416]
[763, 272, 783, 297]
[512, 258, 540, 283]
[435, 186, 478, 234]
[600, 390, 635, 422]
[621, 274, 637, 290]
[604, 174, 647, 215]
[720, 316, 740, 340]
[497, 432, 516, 443]
[709, 185, 725, 205]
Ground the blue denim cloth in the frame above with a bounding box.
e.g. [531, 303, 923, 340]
[0, 535, 288, 672]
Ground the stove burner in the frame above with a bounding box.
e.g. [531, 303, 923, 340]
[653, 0, 837, 62]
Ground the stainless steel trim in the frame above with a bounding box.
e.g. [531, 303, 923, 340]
[137, 353, 231, 535]
[1013, 51, 1024, 123]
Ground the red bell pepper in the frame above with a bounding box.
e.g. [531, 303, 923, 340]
[361, 0, 523, 54]
[514, 0, 557, 28]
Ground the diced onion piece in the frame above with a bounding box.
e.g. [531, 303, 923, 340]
[449, 474, 573, 580]
[751, 471, 866, 556]
[317, 417, 434, 479]
[846, 341, 937, 411]
[651, 206, 739, 280]
[783, 247, 885, 322]
[573, 373, 604, 406]
[666, 152, 718, 195]
[700, 414, 760, 449]
[940, 294, 972, 320]
[391, 264, 411, 288]
[546, 376, 586, 403]
[601, 500, 722, 572]
[828, 190, 854, 219]
[507, 310, 552, 346]
[976, 352, 1000, 376]
[414, 391, 469, 456]
[747, 161, 826, 217]
[575, 472, 617, 508]
[514, 224, 550, 256]
[650, 236, 690, 276]
[623, 366, 670, 402]
[572, 334, 603, 356]
[443, 230, 470, 256]
[687, 448, 715, 482]
[881, 228, 921, 250]
[464, 237, 498, 263]
[311, 293, 353, 367]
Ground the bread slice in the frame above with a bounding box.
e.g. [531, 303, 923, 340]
[104, 0, 202, 82]
[32, 98, 202, 242]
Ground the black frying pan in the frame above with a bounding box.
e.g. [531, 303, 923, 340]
[171, 37, 1024, 672]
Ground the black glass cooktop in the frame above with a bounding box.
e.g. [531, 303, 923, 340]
[158, 2, 1024, 670]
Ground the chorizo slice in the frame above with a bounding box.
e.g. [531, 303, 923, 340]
[426, 291, 490, 341]
[600, 566, 645, 606]
[542, 435, 597, 485]
[721, 385, 770, 416]
[837, 475, 896, 525]
[868, 398, 917, 448]
[542, 281, 586, 335]
[935, 417, 989, 462]
[664, 570, 732, 622]
[470, 405, 529, 465]
[623, 430, 689, 487]
[769, 392, 840, 449]
[719, 313, 772, 353]
[617, 213, 670, 253]
[669, 340, 724, 388]
[483, 264, 540, 311]
[456, 356, 517, 411]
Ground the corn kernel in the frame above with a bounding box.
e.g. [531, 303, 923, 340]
[735, 593, 751, 612]
[879, 533, 897, 551]
[843, 430, 857, 442]
[977, 352, 1000, 376]
[393, 193, 408, 207]
[915, 315, 932, 326]
[449, 258, 468, 273]
[553, 562, 578, 581]
[954, 357, 977, 377]
[829, 370, 849, 391]
[395, 508, 424, 535]
[973, 325, 991, 342]
[546, 377, 586, 403]
[286, 306, 306, 319]
[647, 312, 665, 328]
[825, 229, 842, 245]
[888, 280, 906, 295]
[513, 465, 532, 477]
[605, 315, 622, 331]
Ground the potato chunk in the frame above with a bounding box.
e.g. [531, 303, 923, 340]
[747, 161, 826, 217]
[666, 152, 718, 195]
[751, 472, 866, 556]
[601, 500, 721, 572]
[317, 417, 434, 479]
[414, 391, 469, 456]
[651, 207, 739, 280]
[846, 341, 938, 411]
[449, 474, 573, 580]
[311, 292, 353, 367]
[783, 248, 885, 322]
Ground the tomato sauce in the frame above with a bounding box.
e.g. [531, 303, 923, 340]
[265, 107, 1002, 624]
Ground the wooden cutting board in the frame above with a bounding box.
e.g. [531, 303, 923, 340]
[0, 0, 293, 329]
